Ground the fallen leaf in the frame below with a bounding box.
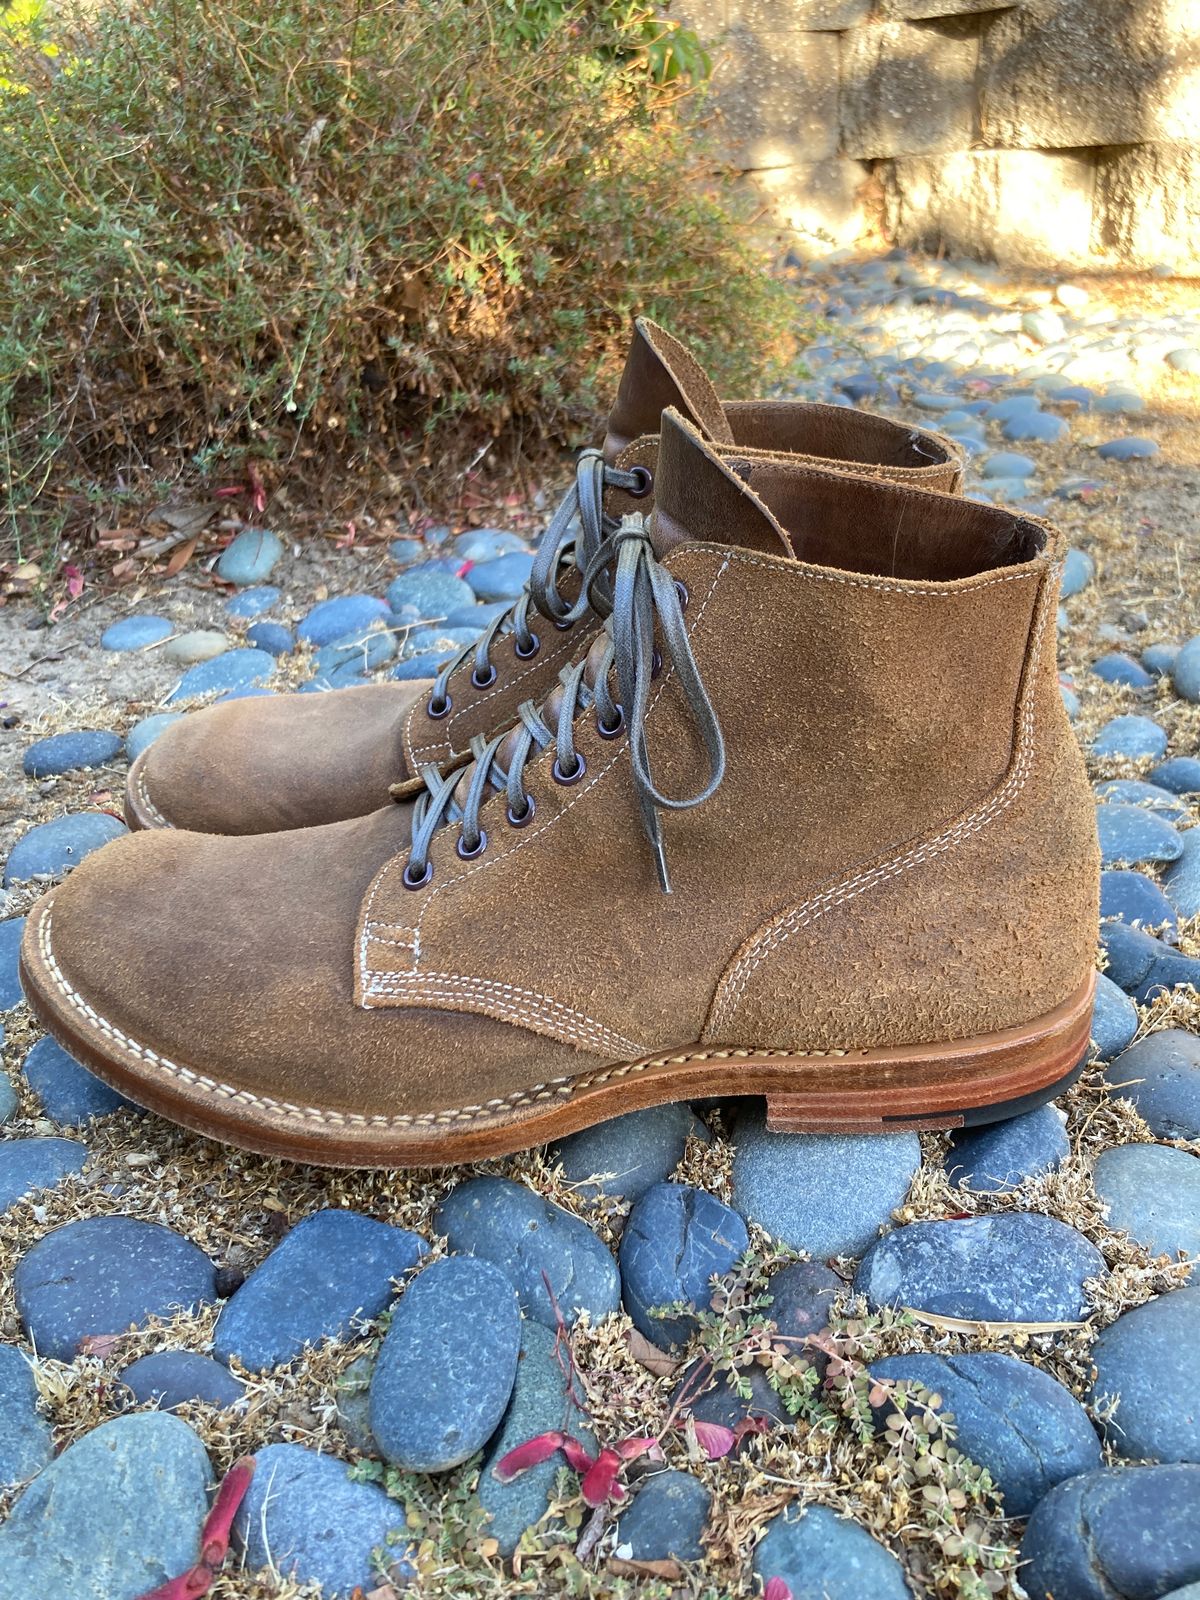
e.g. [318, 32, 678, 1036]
[626, 1328, 680, 1377]
[764, 1579, 795, 1600]
[163, 536, 199, 578]
[608, 1558, 682, 1580]
[691, 1419, 736, 1460]
[906, 1309, 1085, 1335]
[493, 1431, 567, 1483]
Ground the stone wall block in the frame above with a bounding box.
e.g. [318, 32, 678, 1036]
[709, 24, 843, 166]
[980, 0, 1200, 149]
[739, 156, 876, 244]
[841, 17, 981, 158]
[888, 0, 1017, 17]
[1093, 141, 1200, 264]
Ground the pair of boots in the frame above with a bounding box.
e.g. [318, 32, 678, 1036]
[19, 321, 1100, 1168]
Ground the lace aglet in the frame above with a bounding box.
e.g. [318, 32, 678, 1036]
[652, 836, 672, 894]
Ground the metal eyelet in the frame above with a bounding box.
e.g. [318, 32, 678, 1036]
[674, 579, 689, 610]
[650, 647, 662, 681]
[426, 694, 452, 720]
[552, 753, 587, 786]
[596, 706, 625, 740]
[471, 664, 497, 690]
[456, 829, 488, 860]
[554, 616, 574, 632]
[506, 796, 536, 828]
[627, 465, 654, 499]
[402, 860, 433, 890]
[514, 633, 540, 660]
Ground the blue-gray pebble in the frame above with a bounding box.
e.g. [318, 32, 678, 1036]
[435, 1175, 619, 1329]
[215, 527, 283, 587]
[214, 1209, 425, 1372]
[869, 1351, 1100, 1516]
[1061, 548, 1095, 596]
[479, 1320, 596, 1556]
[386, 566, 474, 618]
[1100, 922, 1200, 1003]
[551, 1103, 707, 1202]
[4, 812, 127, 886]
[752, 1503, 911, 1600]
[24, 730, 124, 778]
[1164, 829, 1200, 917]
[619, 1181, 749, 1348]
[466, 552, 534, 602]
[369, 1256, 521, 1471]
[1096, 803, 1182, 868]
[101, 615, 174, 651]
[0, 1412, 212, 1600]
[1095, 1145, 1200, 1285]
[945, 1105, 1069, 1192]
[731, 1109, 919, 1256]
[1021, 1463, 1200, 1600]
[120, 1350, 245, 1411]
[125, 713, 184, 762]
[296, 595, 389, 646]
[23, 1034, 137, 1124]
[1152, 756, 1200, 794]
[0, 1137, 88, 1213]
[1172, 638, 1200, 703]
[1103, 1030, 1200, 1138]
[225, 585, 280, 619]
[1092, 717, 1169, 762]
[0, 918, 25, 1009]
[1091, 652, 1155, 689]
[244, 620, 294, 657]
[1090, 972, 1139, 1059]
[0, 1344, 52, 1485]
[855, 1214, 1106, 1323]
[1101, 869, 1179, 933]
[617, 1469, 711, 1562]
[233, 1441, 414, 1595]
[166, 647, 276, 703]
[1098, 436, 1159, 460]
[14, 1216, 217, 1362]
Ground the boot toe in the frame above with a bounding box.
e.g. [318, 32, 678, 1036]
[126, 681, 431, 834]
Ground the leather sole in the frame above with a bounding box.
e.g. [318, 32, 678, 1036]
[20, 894, 1095, 1169]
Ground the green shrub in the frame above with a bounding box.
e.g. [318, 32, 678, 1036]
[0, 0, 792, 559]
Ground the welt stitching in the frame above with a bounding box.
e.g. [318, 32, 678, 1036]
[708, 567, 1058, 1032]
[38, 901, 865, 1132]
[134, 763, 174, 830]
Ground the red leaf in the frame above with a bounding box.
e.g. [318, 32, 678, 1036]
[764, 1580, 795, 1600]
[580, 1447, 624, 1507]
[493, 1431, 566, 1483]
[135, 1456, 255, 1599]
[732, 1415, 771, 1445]
[615, 1436, 660, 1462]
[692, 1419, 736, 1460]
[63, 563, 84, 600]
[561, 1436, 597, 1475]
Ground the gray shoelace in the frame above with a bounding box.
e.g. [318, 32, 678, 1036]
[424, 449, 650, 714]
[402, 517, 725, 894]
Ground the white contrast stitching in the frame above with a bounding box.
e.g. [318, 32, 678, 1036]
[707, 563, 1059, 1035]
[133, 759, 174, 830]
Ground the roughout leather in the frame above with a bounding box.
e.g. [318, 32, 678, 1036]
[25, 411, 1098, 1153]
[130, 319, 963, 835]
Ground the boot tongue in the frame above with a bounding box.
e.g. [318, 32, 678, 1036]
[649, 408, 792, 559]
[603, 319, 734, 461]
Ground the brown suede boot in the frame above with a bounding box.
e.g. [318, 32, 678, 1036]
[22, 411, 1097, 1167]
[125, 320, 963, 835]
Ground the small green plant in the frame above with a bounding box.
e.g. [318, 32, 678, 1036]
[0, 0, 791, 565]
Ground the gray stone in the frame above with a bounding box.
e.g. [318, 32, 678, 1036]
[731, 1108, 919, 1255]
[100, 615, 173, 651]
[551, 1103, 707, 1202]
[763, 1259, 842, 1350]
[868, 1351, 1101, 1516]
[1092, 652, 1155, 689]
[14, 1216, 218, 1363]
[23, 1034, 137, 1124]
[435, 1176, 619, 1329]
[244, 620, 294, 657]
[1095, 781, 1190, 824]
[386, 565, 475, 620]
[1101, 869, 1179, 934]
[163, 628, 228, 665]
[1090, 971, 1139, 1060]
[616, 1469, 711, 1562]
[945, 1105, 1069, 1192]
[1103, 1030, 1200, 1139]
[752, 1503, 911, 1600]
[0, 1344, 51, 1485]
[1166, 829, 1200, 918]
[619, 1182, 749, 1349]
[465, 552, 534, 602]
[166, 646, 277, 703]
[982, 450, 1036, 479]
[479, 1321, 595, 1556]
[855, 1214, 1107, 1323]
[1092, 717, 1170, 762]
[0, 1136, 88, 1213]
[1022, 1463, 1200, 1600]
[297, 595, 389, 645]
[369, 1256, 521, 1471]
[841, 17, 977, 161]
[1094, 1144, 1200, 1283]
[120, 1350, 245, 1410]
[1173, 638, 1200, 704]
[215, 527, 284, 587]
[1089, 1288, 1200, 1463]
[125, 713, 184, 762]
[1098, 436, 1161, 461]
[1099, 922, 1200, 1004]
[24, 730, 124, 778]
[1096, 802, 1181, 868]
[214, 1209, 425, 1371]
[1152, 757, 1200, 795]
[1062, 546, 1096, 596]
[0, 917, 25, 1009]
[225, 585, 280, 619]
[676, 1361, 790, 1440]
[233, 1442, 414, 1595]
[0, 1069, 14, 1124]
[4, 812, 128, 885]
[0, 1412, 212, 1600]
